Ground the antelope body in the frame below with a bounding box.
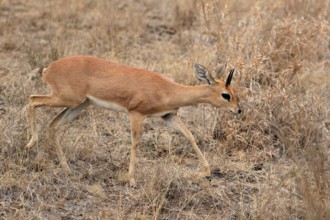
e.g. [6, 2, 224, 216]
[27, 55, 241, 186]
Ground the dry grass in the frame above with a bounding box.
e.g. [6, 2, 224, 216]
[0, 0, 329, 219]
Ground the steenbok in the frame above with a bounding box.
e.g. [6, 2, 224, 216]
[27, 56, 241, 186]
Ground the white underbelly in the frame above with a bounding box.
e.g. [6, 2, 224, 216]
[88, 96, 176, 117]
[88, 96, 128, 113]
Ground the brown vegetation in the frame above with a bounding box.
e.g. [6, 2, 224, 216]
[0, 0, 329, 219]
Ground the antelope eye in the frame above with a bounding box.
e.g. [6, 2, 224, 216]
[221, 93, 231, 101]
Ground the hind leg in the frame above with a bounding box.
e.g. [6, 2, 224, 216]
[27, 95, 70, 148]
[48, 100, 89, 173]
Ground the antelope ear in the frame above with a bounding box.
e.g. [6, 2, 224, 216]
[215, 63, 227, 79]
[194, 63, 215, 85]
[226, 69, 235, 87]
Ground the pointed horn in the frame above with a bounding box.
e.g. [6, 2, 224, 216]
[226, 69, 235, 87]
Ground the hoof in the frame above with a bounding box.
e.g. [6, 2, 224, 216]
[129, 178, 136, 187]
[118, 172, 136, 187]
[64, 168, 72, 175]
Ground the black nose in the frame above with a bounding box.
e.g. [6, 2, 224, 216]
[238, 108, 242, 114]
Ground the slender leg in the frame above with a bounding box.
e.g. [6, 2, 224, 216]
[48, 100, 89, 173]
[128, 111, 144, 186]
[162, 113, 211, 178]
[27, 95, 67, 148]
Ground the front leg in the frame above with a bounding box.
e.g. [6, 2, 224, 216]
[128, 111, 144, 187]
[162, 113, 211, 178]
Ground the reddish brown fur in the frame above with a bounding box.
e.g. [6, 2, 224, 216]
[27, 55, 240, 186]
[43, 56, 240, 115]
